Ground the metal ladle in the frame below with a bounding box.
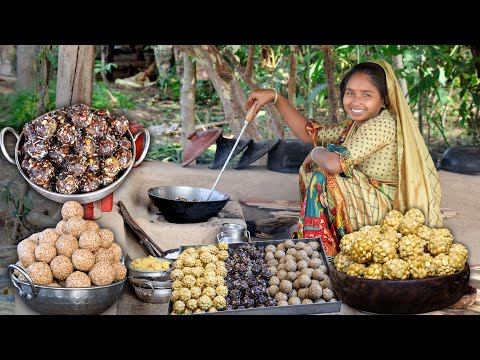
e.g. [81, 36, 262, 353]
[207, 100, 258, 201]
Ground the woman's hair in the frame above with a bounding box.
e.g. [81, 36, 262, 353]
[339, 62, 390, 109]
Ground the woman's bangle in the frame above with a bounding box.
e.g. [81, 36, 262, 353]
[272, 89, 278, 105]
[310, 146, 325, 165]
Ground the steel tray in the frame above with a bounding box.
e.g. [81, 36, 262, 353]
[169, 237, 342, 315]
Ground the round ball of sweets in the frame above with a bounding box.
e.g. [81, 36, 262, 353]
[117, 136, 132, 150]
[110, 114, 129, 136]
[29, 159, 55, 188]
[13, 260, 26, 280]
[23, 122, 37, 140]
[55, 220, 67, 235]
[68, 103, 91, 115]
[108, 242, 123, 262]
[34, 244, 57, 263]
[21, 155, 34, 174]
[62, 201, 84, 220]
[74, 136, 96, 157]
[94, 108, 111, 120]
[95, 247, 114, 264]
[56, 173, 79, 194]
[66, 271, 91, 288]
[64, 154, 87, 177]
[112, 262, 127, 282]
[70, 108, 93, 129]
[49, 255, 74, 280]
[71, 249, 95, 272]
[47, 281, 60, 287]
[17, 238, 37, 268]
[78, 172, 101, 193]
[65, 217, 87, 238]
[89, 261, 115, 286]
[78, 230, 101, 252]
[38, 228, 59, 247]
[84, 220, 100, 232]
[85, 156, 101, 175]
[56, 123, 79, 146]
[84, 118, 108, 140]
[33, 114, 57, 139]
[48, 144, 71, 167]
[102, 156, 120, 177]
[97, 134, 117, 157]
[26, 232, 41, 244]
[52, 109, 68, 125]
[98, 229, 114, 248]
[115, 148, 133, 170]
[26, 262, 54, 286]
[55, 234, 79, 258]
[23, 138, 51, 159]
[99, 174, 115, 187]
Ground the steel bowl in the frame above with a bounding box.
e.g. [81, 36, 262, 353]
[126, 256, 174, 280]
[7, 263, 126, 315]
[148, 186, 230, 223]
[0, 112, 150, 204]
[329, 263, 470, 314]
[131, 279, 172, 304]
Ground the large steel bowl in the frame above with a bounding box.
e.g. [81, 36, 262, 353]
[0, 114, 150, 204]
[330, 263, 470, 314]
[148, 186, 230, 223]
[7, 264, 126, 315]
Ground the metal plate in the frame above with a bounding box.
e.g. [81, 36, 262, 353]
[169, 237, 342, 315]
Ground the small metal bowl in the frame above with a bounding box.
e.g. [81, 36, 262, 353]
[131, 278, 172, 304]
[126, 256, 174, 280]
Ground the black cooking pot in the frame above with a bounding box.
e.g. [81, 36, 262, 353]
[148, 186, 230, 223]
[439, 145, 480, 175]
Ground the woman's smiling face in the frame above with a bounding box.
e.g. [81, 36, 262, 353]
[342, 72, 385, 125]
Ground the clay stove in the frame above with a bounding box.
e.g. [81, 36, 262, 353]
[122, 198, 247, 257]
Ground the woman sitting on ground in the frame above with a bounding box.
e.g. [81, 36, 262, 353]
[246, 60, 443, 262]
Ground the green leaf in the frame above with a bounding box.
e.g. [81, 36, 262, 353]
[23, 196, 33, 211]
[307, 84, 327, 104]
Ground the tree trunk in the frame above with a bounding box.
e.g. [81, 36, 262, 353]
[100, 45, 110, 84]
[0, 45, 15, 77]
[321, 45, 339, 124]
[56, 45, 96, 108]
[392, 53, 409, 101]
[245, 45, 255, 80]
[288, 45, 298, 107]
[37, 45, 53, 116]
[224, 48, 284, 139]
[16, 45, 37, 91]
[173, 46, 184, 80]
[153, 45, 174, 79]
[180, 52, 197, 161]
[178, 45, 261, 140]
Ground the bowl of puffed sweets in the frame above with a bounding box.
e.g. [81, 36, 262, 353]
[7, 200, 127, 315]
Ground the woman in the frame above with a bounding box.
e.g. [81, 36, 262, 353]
[246, 60, 443, 262]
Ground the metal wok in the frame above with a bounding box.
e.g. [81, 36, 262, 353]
[148, 186, 230, 223]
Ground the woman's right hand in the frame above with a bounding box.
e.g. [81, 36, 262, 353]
[246, 89, 276, 114]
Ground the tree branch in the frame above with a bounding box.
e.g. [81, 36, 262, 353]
[321, 45, 339, 124]
[224, 48, 284, 138]
[245, 45, 255, 80]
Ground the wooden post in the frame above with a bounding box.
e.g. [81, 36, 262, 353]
[180, 51, 196, 161]
[55, 45, 96, 108]
[16, 45, 37, 91]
